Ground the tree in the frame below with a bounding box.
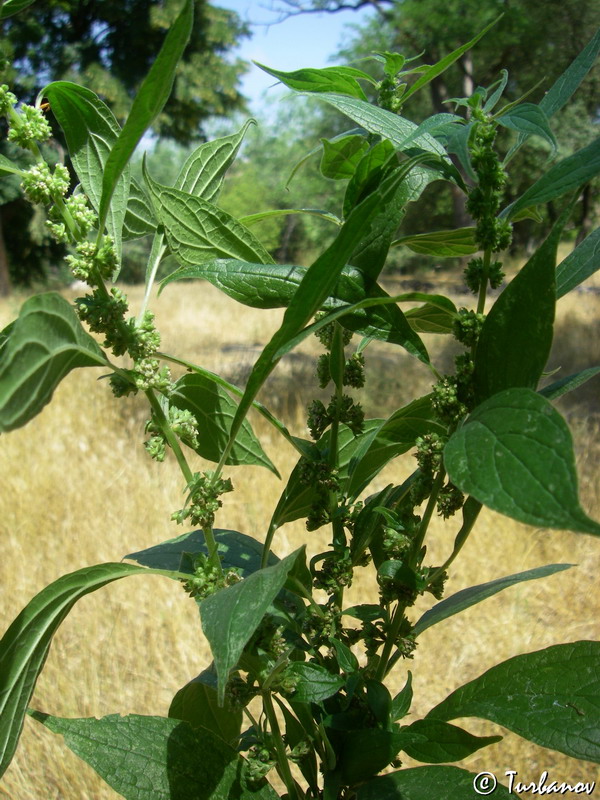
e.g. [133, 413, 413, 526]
[0, 0, 250, 294]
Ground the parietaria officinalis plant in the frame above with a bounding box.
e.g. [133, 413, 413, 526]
[0, 2, 599, 797]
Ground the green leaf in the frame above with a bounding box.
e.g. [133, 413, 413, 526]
[0, 0, 37, 19]
[393, 227, 477, 257]
[239, 208, 342, 228]
[287, 663, 345, 703]
[320, 134, 369, 180]
[496, 103, 556, 153]
[30, 712, 277, 799]
[42, 82, 129, 262]
[169, 665, 242, 746]
[307, 93, 449, 158]
[0, 153, 26, 176]
[444, 388, 600, 536]
[502, 137, 600, 220]
[356, 765, 515, 799]
[97, 0, 193, 235]
[391, 672, 413, 721]
[200, 548, 304, 702]
[0, 562, 182, 779]
[427, 641, 600, 764]
[402, 719, 501, 764]
[413, 563, 573, 637]
[125, 529, 278, 577]
[176, 119, 254, 201]
[255, 62, 370, 100]
[400, 17, 500, 105]
[539, 366, 600, 401]
[144, 166, 274, 265]
[0, 292, 106, 432]
[160, 260, 425, 359]
[555, 228, 600, 298]
[327, 728, 422, 787]
[346, 396, 447, 499]
[170, 373, 278, 474]
[122, 177, 156, 240]
[473, 218, 562, 403]
[343, 138, 396, 218]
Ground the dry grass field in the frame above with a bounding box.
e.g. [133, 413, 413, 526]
[0, 260, 599, 798]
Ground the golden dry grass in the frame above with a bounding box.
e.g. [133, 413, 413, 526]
[0, 266, 599, 798]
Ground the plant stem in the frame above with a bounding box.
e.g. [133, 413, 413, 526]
[409, 468, 446, 570]
[375, 600, 407, 681]
[262, 692, 301, 800]
[476, 248, 492, 314]
[138, 233, 167, 323]
[145, 388, 194, 485]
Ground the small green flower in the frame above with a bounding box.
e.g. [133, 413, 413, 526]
[8, 104, 52, 148]
[0, 84, 17, 115]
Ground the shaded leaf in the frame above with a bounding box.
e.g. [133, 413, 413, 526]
[169, 666, 242, 746]
[539, 366, 600, 401]
[200, 548, 304, 702]
[555, 227, 600, 298]
[402, 719, 501, 763]
[393, 227, 477, 257]
[496, 103, 556, 153]
[320, 134, 369, 179]
[30, 712, 277, 799]
[0, 0, 37, 18]
[0, 292, 106, 432]
[444, 388, 600, 535]
[287, 663, 345, 704]
[356, 765, 515, 799]
[413, 564, 573, 637]
[427, 641, 600, 764]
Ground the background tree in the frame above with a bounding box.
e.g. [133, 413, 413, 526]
[0, 0, 250, 294]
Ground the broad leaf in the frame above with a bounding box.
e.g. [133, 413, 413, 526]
[160, 260, 425, 359]
[175, 119, 254, 201]
[539, 366, 600, 401]
[169, 666, 242, 746]
[42, 82, 129, 261]
[393, 227, 477, 257]
[0, 562, 182, 779]
[286, 663, 345, 704]
[413, 563, 573, 637]
[343, 138, 396, 218]
[97, 0, 193, 235]
[320, 134, 369, 179]
[473, 213, 564, 403]
[307, 93, 449, 158]
[402, 719, 501, 763]
[502, 137, 600, 220]
[326, 728, 423, 787]
[30, 712, 277, 799]
[0, 292, 106, 432]
[255, 62, 371, 100]
[391, 672, 413, 721]
[144, 167, 273, 265]
[125, 529, 278, 576]
[356, 765, 515, 799]
[444, 388, 600, 535]
[123, 178, 156, 240]
[169, 373, 278, 474]
[200, 548, 304, 701]
[427, 641, 600, 764]
[346, 396, 447, 499]
[496, 103, 556, 153]
[555, 227, 600, 298]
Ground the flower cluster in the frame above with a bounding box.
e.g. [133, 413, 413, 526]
[171, 471, 233, 529]
[8, 104, 52, 149]
[21, 162, 69, 206]
[181, 553, 241, 600]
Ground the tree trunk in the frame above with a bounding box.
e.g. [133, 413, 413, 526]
[0, 209, 11, 297]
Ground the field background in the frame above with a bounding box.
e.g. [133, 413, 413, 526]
[0, 260, 599, 798]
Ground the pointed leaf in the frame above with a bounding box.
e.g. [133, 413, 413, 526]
[356, 765, 515, 799]
[402, 719, 501, 764]
[97, 0, 193, 234]
[170, 373, 278, 474]
[539, 366, 600, 401]
[502, 138, 600, 220]
[42, 82, 129, 261]
[255, 62, 370, 100]
[496, 103, 557, 153]
[200, 548, 304, 702]
[0, 562, 182, 779]
[394, 227, 477, 257]
[328, 728, 423, 787]
[169, 666, 242, 746]
[444, 387, 600, 535]
[286, 663, 345, 704]
[175, 119, 254, 201]
[555, 227, 600, 298]
[125, 529, 278, 577]
[0, 292, 106, 432]
[239, 208, 341, 227]
[320, 134, 369, 179]
[428, 641, 600, 764]
[391, 672, 413, 721]
[343, 138, 396, 218]
[144, 167, 274, 265]
[30, 712, 277, 800]
[0, 0, 37, 18]
[413, 563, 573, 637]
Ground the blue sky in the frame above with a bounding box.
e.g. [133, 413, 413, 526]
[216, 0, 376, 114]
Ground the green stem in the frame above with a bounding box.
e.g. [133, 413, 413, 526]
[375, 601, 407, 682]
[427, 501, 482, 588]
[262, 692, 301, 800]
[145, 388, 194, 484]
[409, 468, 446, 570]
[476, 248, 492, 314]
[138, 233, 167, 324]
